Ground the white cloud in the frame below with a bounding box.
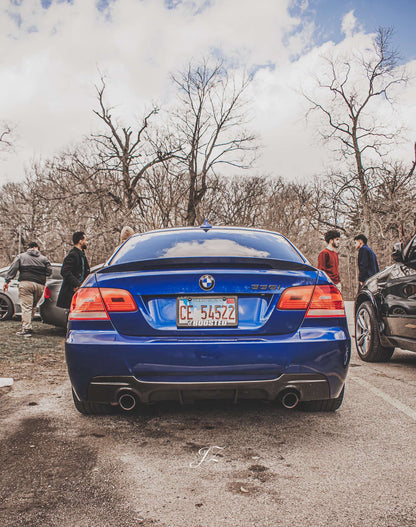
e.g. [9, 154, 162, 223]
[341, 9, 359, 39]
[0, 0, 414, 187]
[0, 0, 301, 182]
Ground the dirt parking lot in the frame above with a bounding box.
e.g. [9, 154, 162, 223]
[1, 309, 416, 527]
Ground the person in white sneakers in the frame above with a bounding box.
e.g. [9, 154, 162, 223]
[3, 242, 52, 337]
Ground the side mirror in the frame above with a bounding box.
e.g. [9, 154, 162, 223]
[392, 242, 404, 263]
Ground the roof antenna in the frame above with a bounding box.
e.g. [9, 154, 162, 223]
[200, 219, 212, 232]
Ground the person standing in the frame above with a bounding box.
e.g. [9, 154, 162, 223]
[57, 231, 90, 310]
[317, 230, 341, 290]
[2, 242, 52, 337]
[354, 234, 379, 288]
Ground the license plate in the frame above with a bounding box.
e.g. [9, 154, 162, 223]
[177, 296, 238, 327]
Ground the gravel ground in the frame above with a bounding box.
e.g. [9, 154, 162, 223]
[0, 320, 66, 374]
[1, 310, 416, 527]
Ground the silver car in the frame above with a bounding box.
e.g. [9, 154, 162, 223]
[39, 263, 104, 328]
[0, 263, 62, 320]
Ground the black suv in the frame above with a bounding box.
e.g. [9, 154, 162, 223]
[355, 234, 416, 361]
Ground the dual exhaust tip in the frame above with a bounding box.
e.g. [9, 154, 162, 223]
[118, 391, 138, 411]
[117, 388, 300, 411]
[280, 389, 300, 409]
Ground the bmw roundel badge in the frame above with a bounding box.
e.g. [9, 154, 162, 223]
[199, 274, 215, 291]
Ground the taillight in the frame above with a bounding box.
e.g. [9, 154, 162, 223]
[305, 285, 345, 318]
[68, 287, 137, 320]
[69, 287, 137, 320]
[277, 286, 314, 310]
[100, 289, 137, 312]
[44, 287, 51, 299]
[277, 284, 345, 317]
[69, 288, 109, 320]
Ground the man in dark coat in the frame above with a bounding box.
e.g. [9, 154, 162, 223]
[57, 231, 90, 310]
[354, 234, 379, 288]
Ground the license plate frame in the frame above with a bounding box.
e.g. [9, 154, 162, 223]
[176, 296, 238, 328]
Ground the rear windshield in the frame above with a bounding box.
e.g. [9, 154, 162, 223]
[109, 229, 304, 265]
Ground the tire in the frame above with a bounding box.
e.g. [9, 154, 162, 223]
[299, 386, 345, 412]
[355, 301, 394, 362]
[0, 294, 14, 320]
[72, 389, 114, 415]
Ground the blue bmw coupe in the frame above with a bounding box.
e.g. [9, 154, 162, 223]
[66, 225, 350, 414]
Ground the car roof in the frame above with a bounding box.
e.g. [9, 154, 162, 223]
[128, 225, 284, 239]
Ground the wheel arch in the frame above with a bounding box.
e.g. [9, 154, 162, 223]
[0, 292, 15, 319]
[355, 291, 377, 314]
[355, 291, 391, 347]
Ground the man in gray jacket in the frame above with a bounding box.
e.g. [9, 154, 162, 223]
[3, 242, 52, 337]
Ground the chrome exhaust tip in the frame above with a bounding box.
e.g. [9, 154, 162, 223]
[118, 392, 137, 411]
[280, 390, 300, 409]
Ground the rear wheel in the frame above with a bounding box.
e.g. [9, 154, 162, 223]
[299, 386, 345, 412]
[72, 389, 113, 415]
[0, 294, 14, 320]
[355, 301, 394, 362]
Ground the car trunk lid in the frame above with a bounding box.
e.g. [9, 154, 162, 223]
[95, 261, 318, 337]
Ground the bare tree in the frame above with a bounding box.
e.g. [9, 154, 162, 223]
[305, 27, 408, 234]
[92, 77, 181, 215]
[0, 122, 14, 154]
[208, 175, 268, 227]
[172, 60, 257, 226]
[142, 162, 189, 229]
[370, 150, 416, 244]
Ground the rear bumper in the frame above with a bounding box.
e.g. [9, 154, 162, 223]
[85, 373, 332, 404]
[66, 326, 350, 404]
[40, 298, 68, 328]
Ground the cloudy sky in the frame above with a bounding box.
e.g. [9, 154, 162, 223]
[0, 0, 415, 185]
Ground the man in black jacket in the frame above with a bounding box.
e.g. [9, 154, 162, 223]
[354, 234, 379, 288]
[57, 231, 90, 310]
[3, 242, 52, 337]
